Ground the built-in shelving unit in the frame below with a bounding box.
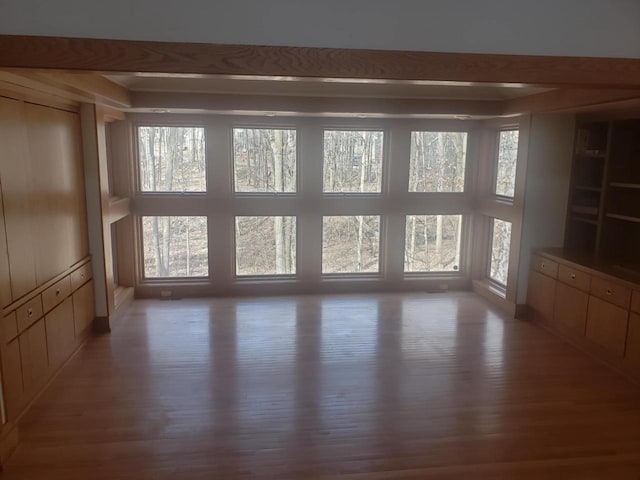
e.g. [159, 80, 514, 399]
[565, 118, 640, 274]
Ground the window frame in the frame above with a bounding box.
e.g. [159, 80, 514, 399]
[233, 215, 298, 278]
[403, 214, 466, 275]
[407, 129, 470, 194]
[128, 114, 478, 294]
[135, 122, 208, 195]
[231, 126, 299, 195]
[139, 215, 210, 280]
[321, 127, 387, 196]
[492, 127, 520, 202]
[486, 216, 512, 289]
[321, 214, 384, 276]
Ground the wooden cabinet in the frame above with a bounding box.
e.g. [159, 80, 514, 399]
[0, 262, 94, 423]
[1, 339, 23, 419]
[73, 280, 95, 338]
[45, 298, 76, 371]
[19, 318, 48, 395]
[626, 313, 640, 369]
[527, 270, 556, 321]
[0, 97, 37, 301]
[554, 282, 588, 334]
[0, 183, 11, 308]
[528, 250, 640, 380]
[586, 296, 629, 357]
[25, 104, 88, 285]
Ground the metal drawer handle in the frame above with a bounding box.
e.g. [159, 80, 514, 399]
[28, 308, 33, 317]
[606, 288, 612, 295]
[571, 274, 576, 280]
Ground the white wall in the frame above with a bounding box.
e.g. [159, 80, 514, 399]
[1, 0, 639, 58]
[516, 113, 575, 304]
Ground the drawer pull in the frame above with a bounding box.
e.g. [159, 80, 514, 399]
[80, 273, 85, 279]
[541, 263, 546, 269]
[55, 288, 61, 296]
[28, 308, 33, 317]
[607, 288, 612, 295]
[571, 274, 576, 280]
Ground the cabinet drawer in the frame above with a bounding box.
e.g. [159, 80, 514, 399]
[590, 276, 631, 309]
[586, 296, 629, 357]
[1, 312, 18, 343]
[557, 265, 591, 292]
[531, 254, 558, 278]
[632, 291, 640, 315]
[70, 263, 92, 292]
[16, 295, 43, 333]
[42, 276, 71, 313]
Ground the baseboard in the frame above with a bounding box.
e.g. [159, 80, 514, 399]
[515, 303, 529, 319]
[92, 316, 110, 334]
[472, 279, 516, 316]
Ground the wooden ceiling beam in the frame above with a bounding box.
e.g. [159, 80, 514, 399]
[1, 35, 640, 88]
[503, 88, 640, 115]
[129, 91, 504, 117]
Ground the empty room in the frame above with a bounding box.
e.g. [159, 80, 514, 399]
[0, 1, 640, 478]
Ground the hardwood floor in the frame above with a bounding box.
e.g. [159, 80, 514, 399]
[3, 292, 640, 479]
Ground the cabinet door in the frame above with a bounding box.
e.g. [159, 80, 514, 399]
[554, 282, 589, 335]
[19, 318, 48, 394]
[625, 312, 640, 370]
[45, 297, 76, 370]
[25, 104, 88, 284]
[0, 97, 37, 299]
[1, 338, 24, 420]
[73, 280, 95, 338]
[0, 183, 11, 308]
[586, 296, 629, 357]
[528, 270, 556, 321]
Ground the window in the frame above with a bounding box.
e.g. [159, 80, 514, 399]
[495, 130, 519, 197]
[404, 215, 462, 272]
[323, 130, 383, 193]
[233, 128, 297, 192]
[408, 131, 467, 192]
[322, 216, 380, 273]
[138, 126, 206, 192]
[142, 216, 208, 278]
[235, 216, 296, 275]
[489, 218, 512, 286]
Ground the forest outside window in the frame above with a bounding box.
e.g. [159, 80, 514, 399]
[495, 130, 519, 198]
[408, 131, 467, 192]
[235, 216, 296, 276]
[489, 218, 512, 286]
[138, 126, 206, 192]
[323, 130, 384, 193]
[404, 215, 462, 273]
[233, 128, 297, 193]
[142, 216, 208, 278]
[322, 216, 380, 274]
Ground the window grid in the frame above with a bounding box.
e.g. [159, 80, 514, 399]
[133, 117, 474, 288]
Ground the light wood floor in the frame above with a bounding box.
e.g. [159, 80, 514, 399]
[3, 292, 640, 479]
